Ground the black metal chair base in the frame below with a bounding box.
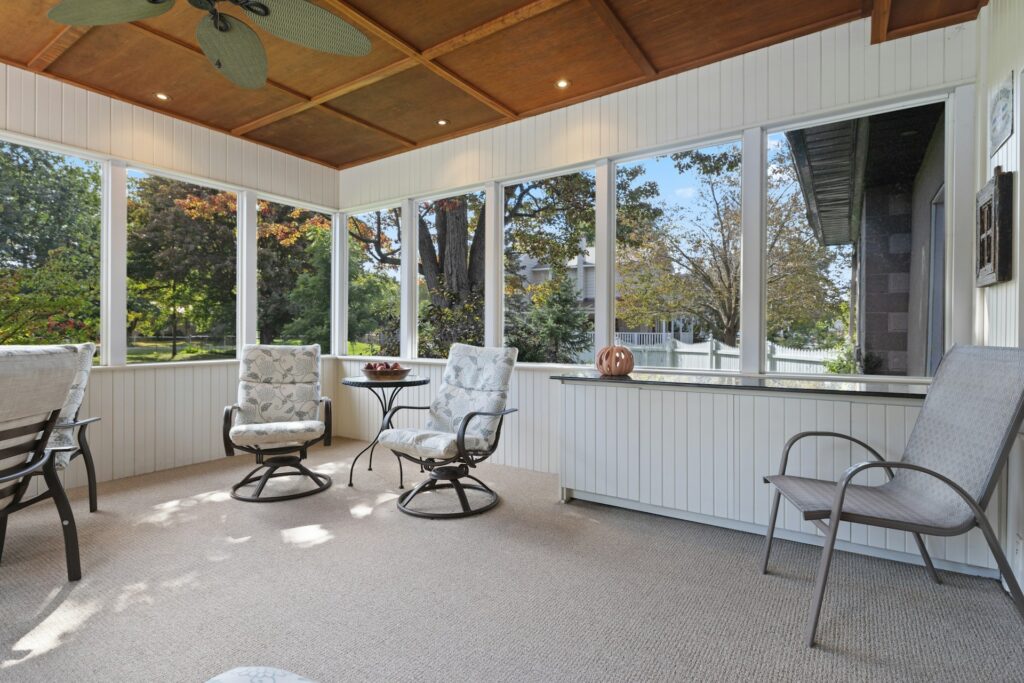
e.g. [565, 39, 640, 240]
[396, 464, 498, 519]
[231, 456, 332, 503]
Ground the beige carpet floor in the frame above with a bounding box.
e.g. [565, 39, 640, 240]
[2, 440, 1024, 682]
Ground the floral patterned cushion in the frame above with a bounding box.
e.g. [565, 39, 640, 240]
[229, 420, 325, 447]
[378, 427, 491, 460]
[206, 667, 315, 683]
[236, 345, 322, 427]
[47, 343, 96, 465]
[425, 343, 517, 448]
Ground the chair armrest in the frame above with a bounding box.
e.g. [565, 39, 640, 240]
[320, 397, 332, 446]
[457, 408, 518, 455]
[59, 416, 102, 429]
[771, 431, 888, 481]
[223, 405, 239, 457]
[828, 460, 985, 525]
[0, 450, 59, 484]
[381, 405, 430, 431]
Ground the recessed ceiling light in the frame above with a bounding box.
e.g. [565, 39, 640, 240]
[155, 92, 170, 101]
[555, 79, 571, 89]
[437, 119, 449, 126]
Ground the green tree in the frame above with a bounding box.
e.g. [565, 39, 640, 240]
[127, 175, 236, 358]
[616, 144, 847, 349]
[0, 142, 101, 343]
[527, 270, 593, 363]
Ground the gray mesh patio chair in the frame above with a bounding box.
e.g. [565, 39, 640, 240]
[762, 345, 1024, 647]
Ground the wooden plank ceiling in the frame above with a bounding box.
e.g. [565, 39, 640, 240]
[0, 0, 987, 170]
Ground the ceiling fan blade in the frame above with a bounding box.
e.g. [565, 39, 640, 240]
[242, 0, 371, 57]
[196, 15, 268, 90]
[49, 0, 175, 26]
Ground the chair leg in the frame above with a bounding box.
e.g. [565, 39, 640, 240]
[43, 463, 81, 582]
[805, 519, 841, 647]
[452, 479, 472, 513]
[252, 465, 278, 499]
[976, 513, 1024, 620]
[0, 515, 7, 565]
[912, 533, 941, 585]
[79, 431, 98, 513]
[761, 490, 782, 574]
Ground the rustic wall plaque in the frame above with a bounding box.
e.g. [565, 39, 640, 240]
[976, 166, 1014, 287]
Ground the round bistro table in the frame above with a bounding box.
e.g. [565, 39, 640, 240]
[341, 374, 430, 488]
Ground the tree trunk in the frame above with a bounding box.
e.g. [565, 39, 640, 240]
[418, 216, 446, 307]
[468, 209, 486, 293]
[440, 200, 471, 302]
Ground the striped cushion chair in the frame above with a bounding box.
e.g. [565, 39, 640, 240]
[223, 344, 332, 502]
[0, 345, 81, 581]
[762, 345, 1024, 647]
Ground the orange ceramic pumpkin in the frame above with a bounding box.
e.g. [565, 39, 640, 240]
[596, 345, 634, 376]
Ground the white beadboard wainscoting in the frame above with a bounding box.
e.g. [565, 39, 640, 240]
[557, 379, 1000, 577]
[0, 63, 339, 210]
[28, 358, 342, 498]
[331, 358, 561, 474]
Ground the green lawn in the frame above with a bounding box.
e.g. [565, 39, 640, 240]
[346, 340, 381, 356]
[127, 341, 235, 364]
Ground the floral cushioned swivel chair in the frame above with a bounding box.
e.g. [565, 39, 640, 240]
[377, 343, 518, 518]
[223, 344, 332, 502]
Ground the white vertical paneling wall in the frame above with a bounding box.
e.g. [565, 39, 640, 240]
[558, 382, 999, 576]
[0, 63, 338, 209]
[974, 0, 1024, 584]
[331, 359, 562, 474]
[338, 17, 975, 210]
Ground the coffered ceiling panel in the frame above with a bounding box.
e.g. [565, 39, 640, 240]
[325, 66, 504, 144]
[436, 0, 642, 114]
[606, 0, 864, 72]
[47, 24, 302, 131]
[0, 0, 987, 170]
[340, 0, 536, 52]
[244, 107, 405, 167]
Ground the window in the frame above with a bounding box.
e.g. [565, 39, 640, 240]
[417, 191, 486, 359]
[0, 142, 101, 349]
[127, 171, 236, 363]
[614, 141, 742, 370]
[765, 102, 945, 376]
[257, 199, 332, 351]
[504, 170, 595, 363]
[347, 208, 400, 356]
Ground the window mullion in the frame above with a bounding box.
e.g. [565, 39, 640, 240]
[740, 127, 765, 374]
[399, 197, 418, 359]
[101, 159, 127, 366]
[594, 159, 615, 352]
[331, 211, 347, 356]
[236, 190, 258, 355]
[484, 181, 503, 347]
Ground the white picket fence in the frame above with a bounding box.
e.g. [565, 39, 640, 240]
[580, 337, 839, 373]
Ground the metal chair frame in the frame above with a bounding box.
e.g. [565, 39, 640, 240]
[223, 397, 332, 503]
[381, 405, 516, 518]
[0, 409, 82, 581]
[762, 429, 1024, 647]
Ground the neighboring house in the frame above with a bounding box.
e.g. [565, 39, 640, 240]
[518, 241, 695, 344]
[787, 102, 946, 375]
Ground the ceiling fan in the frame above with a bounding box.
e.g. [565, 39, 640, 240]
[48, 0, 372, 90]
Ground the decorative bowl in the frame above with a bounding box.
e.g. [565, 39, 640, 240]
[361, 367, 411, 381]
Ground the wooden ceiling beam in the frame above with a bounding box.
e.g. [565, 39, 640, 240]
[231, 58, 417, 135]
[234, 0, 569, 136]
[319, 0, 516, 119]
[585, 0, 656, 77]
[870, 0, 891, 44]
[421, 0, 572, 60]
[26, 26, 91, 72]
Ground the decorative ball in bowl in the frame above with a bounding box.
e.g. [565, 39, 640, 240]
[361, 361, 411, 381]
